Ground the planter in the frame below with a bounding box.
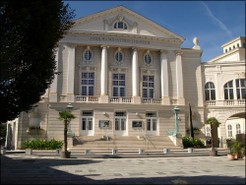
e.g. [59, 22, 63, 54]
[138, 148, 144, 154]
[227, 154, 235, 160]
[209, 148, 218, 156]
[25, 149, 32, 155]
[163, 148, 170, 154]
[60, 151, 71, 158]
[188, 148, 194, 153]
[1, 148, 6, 155]
[112, 149, 118, 155]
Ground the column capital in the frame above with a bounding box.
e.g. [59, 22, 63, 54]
[101, 45, 109, 49]
[65, 43, 77, 48]
[132, 47, 138, 52]
[160, 49, 168, 54]
[175, 50, 183, 56]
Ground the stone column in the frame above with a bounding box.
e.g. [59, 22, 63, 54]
[160, 50, 170, 105]
[67, 44, 76, 102]
[132, 48, 141, 103]
[175, 51, 185, 105]
[50, 47, 59, 102]
[100, 46, 109, 103]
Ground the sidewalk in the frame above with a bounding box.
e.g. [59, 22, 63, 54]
[1, 149, 245, 184]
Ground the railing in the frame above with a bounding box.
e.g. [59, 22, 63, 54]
[74, 95, 183, 105]
[142, 98, 161, 104]
[205, 99, 245, 106]
[75, 96, 99, 102]
[109, 97, 132, 103]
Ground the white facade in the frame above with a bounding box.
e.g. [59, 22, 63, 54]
[202, 36, 245, 144]
[6, 7, 245, 150]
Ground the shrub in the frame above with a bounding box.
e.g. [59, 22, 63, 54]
[22, 138, 63, 150]
[182, 136, 205, 148]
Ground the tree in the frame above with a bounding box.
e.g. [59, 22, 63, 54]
[58, 110, 75, 158]
[205, 117, 221, 155]
[0, 0, 75, 123]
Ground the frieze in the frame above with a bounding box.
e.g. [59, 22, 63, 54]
[89, 36, 150, 45]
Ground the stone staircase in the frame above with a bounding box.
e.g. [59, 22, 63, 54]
[70, 135, 181, 154]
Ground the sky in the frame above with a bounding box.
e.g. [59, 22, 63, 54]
[65, 1, 245, 62]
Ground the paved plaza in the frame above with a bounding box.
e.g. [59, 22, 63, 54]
[1, 152, 245, 184]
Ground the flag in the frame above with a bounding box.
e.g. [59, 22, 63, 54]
[189, 102, 194, 139]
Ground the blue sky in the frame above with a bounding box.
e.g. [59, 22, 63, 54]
[65, 1, 245, 62]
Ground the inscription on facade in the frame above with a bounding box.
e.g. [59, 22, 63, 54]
[89, 36, 150, 45]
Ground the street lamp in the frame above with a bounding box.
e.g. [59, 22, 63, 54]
[66, 103, 74, 137]
[173, 106, 180, 135]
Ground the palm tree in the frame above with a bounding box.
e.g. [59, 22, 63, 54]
[205, 117, 221, 155]
[58, 110, 75, 158]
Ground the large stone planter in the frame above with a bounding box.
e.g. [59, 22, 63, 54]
[60, 151, 71, 158]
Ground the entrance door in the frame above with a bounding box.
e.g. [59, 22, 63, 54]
[146, 112, 158, 136]
[80, 111, 94, 136]
[114, 112, 127, 136]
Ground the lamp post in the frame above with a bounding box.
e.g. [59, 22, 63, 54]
[66, 103, 74, 137]
[173, 106, 180, 135]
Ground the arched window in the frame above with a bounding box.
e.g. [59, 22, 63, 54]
[236, 79, 245, 99]
[113, 21, 127, 30]
[227, 124, 232, 138]
[236, 123, 241, 134]
[224, 80, 234, 100]
[205, 82, 216, 100]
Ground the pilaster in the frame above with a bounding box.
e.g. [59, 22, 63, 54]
[66, 44, 76, 102]
[160, 50, 170, 105]
[50, 47, 59, 102]
[175, 51, 185, 105]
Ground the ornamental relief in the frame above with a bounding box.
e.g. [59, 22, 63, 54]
[103, 14, 137, 32]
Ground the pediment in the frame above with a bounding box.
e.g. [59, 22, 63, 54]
[69, 6, 184, 44]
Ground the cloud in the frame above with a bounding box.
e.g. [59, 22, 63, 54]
[200, 1, 233, 39]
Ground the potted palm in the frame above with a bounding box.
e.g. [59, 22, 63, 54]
[231, 140, 243, 160]
[58, 110, 75, 158]
[205, 117, 221, 156]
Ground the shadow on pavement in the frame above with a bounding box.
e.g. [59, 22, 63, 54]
[1, 155, 245, 184]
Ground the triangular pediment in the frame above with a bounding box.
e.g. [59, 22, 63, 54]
[69, 6, 184, 44]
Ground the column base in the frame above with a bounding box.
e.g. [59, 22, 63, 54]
[49, 93, 58, 102]
[99, 95, 109, 103]
[178, 97, 185, 105]
[67, 94, 75, 102]
[132, 96, 141, 104]
[162, 96, 171, 105]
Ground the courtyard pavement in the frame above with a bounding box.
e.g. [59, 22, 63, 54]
[1, 150, 245, 184]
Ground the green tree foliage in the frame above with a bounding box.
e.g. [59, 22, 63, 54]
[0, 0, 75, 123]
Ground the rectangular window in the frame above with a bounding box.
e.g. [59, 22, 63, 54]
[132, 121, 142, 128]
[82, 111, 93, 131]
[142, 75, 154, 98]
[146, 112, 157, 131]
[81, 72, 94, 96]
[114, 112, 126, 131]
[112, 73, 125, 97]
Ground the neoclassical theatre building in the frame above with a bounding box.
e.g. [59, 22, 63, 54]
[6, 6, 245, 150]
